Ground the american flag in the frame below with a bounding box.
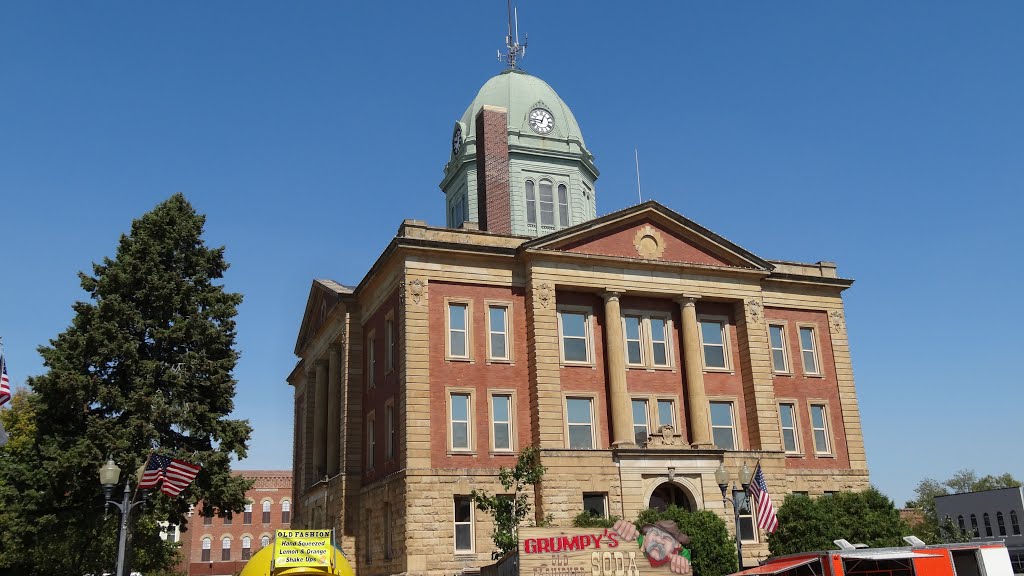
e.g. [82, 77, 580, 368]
[0, 354, 11, 407]
[748, 462, 779, 533]
[138, 453, 202, 497]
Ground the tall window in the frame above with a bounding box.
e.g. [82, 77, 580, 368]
[799, 326, 820, 375]
[491, 393, 513, 451]
[201, 537, 211, 562]
[447, 302, 469, 359]
[699, 319, 729, 369]
[997, 511, 1006, 536]
[631, 399, 650, 446]
[566, 397, 594, 449]
[385, 314, 395, 373]
[768, 324, 789, 372]
[261, 535, 270, 548]
[650, 318, 669, 366]
[539, 179, 554, 227]
[1011, 510, 1020, 535]
[281, 500, 291, 524]
[243, 502, 253, 524]
[385, 401, 395, 461]
[488, 304, 510, 361]
[450, 393, 472, 450]
[558, 309, 591, 363]
[203, 508, 213, 526]
[222, 536, 232, 561]
[779, 403, 799, 453]
[367, 332, 376, 388]
[971, 514, 979, 537]
[984, 513, 993, 537]
[738, 494, 757, 542]
[525, 181, 536, 225]
[224, 512, 232, 526]
[367, 412, 376, 469]
[958, 515, 966, 532]
[624, 316, 644, 365]
[656, 399, 676, 430]
[557, 184, 569, 227]
[242, 536, 252, 560]
[262, 501, 271, 524]
[809, 404, 831, 454]
[709, 401, 736, 450]
[454, 496, 475, 553]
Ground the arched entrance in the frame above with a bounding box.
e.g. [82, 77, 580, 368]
[648, 482, 694, 512]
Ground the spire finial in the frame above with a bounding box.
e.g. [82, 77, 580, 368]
[498, 0, 527, 70]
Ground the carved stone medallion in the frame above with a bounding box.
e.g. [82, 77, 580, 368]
[745, 298, 764, 325]
[535, 282, 553, 308]
[633, 224, 667, 260]
[408, 278, 425, 305]
[829, 310, 846, 334]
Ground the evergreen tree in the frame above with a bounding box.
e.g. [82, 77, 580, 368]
[0, 193, 252, 575]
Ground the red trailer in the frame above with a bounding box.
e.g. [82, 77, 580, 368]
[729, 542, 1014, 576]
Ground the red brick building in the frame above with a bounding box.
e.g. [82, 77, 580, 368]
[177, 470, 292, 576]
[287, 66, 869, 576]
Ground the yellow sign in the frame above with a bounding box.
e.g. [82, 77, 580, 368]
[274, 529, 333, 568]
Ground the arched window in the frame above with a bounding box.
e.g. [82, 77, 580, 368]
[262, 500, 271, 524]
[282, 500, 292, 524]
[261, 535, 271, 548]
[997, 512, 1006, 536]
[525, 180, 536, 225]
[970, 514, 979, 537]
[1012, 510, 1021, 535]
[242, 536, 252, 560]
[201, 537, 211, 562]
[983, 513, 992, 537]
[222, 536, 232, 561]
[958, 515, 966, 532]
[539, 179, 554, 227]
[244, 502, 253, 525]
[557, 184, 569, 227]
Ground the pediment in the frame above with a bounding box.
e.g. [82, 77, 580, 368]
[522, 201, 771, 270]
[294, 279, 353, 355]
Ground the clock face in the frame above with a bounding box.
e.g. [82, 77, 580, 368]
[452, 125, 462, 156]
[528, 108, 554, 135]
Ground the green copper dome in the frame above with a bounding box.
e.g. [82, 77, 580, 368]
[459, 69, 586, 148]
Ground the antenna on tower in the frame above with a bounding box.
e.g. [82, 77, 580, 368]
[498, 0, 527, 69]
[635, 148, 643, 203]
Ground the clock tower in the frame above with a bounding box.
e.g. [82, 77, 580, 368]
[440, 68, 599, 236]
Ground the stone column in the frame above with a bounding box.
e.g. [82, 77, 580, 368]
[327, 346, 341, 476]
[677, 296, 712, 447]
[602, 291, 634, 447]
[313, 359, 328, 479]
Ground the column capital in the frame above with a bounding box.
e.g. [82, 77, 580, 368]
[674, 295, 701, 307]
[315, 359, 329, 369]
[601, 291, 622, 303]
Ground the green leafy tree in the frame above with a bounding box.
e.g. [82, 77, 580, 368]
[0, 193, 251, 575]
[572, 511, 620, 528]
[904, 469, 1021, 543]
[472, 445, 546, 558]
[767, 488, 908, 556]
[634, 506, 738, 576]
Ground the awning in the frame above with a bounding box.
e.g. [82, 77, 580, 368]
[729, 557, 820, 576]
[841, 551, 942, 560]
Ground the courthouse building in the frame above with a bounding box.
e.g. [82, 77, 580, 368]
[287, 64, 869, 575]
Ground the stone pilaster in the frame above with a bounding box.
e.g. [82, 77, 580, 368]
[734, 298, 781, 451]
[314, 359, 328, 479]
[327, 345, 342, 476]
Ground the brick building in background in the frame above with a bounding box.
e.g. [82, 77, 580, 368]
[286, 66, 869, 576]
[176, 470, 292, 576]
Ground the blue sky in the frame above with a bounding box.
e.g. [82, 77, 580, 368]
[2, 2, 1021, 507]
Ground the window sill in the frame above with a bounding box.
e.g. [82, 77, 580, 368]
[773, 371, 793, 377]
[447, 450, 478, 457]
[489, 450, 516, 457]
[455, 552, 477, 559]
[561, 361, 596, 368]
[784, 453, 804, 458]
[813, 453, 835, 459]
[446, 357, 474, 364]
[703, 367, 734, 374]
[627, 365, 675, 372]
[486, 359, 514, 365]
[802, 373, 825, 379]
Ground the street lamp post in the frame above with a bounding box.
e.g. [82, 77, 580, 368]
[99, 458, 148, 576]
[716, 462, 753, 571]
